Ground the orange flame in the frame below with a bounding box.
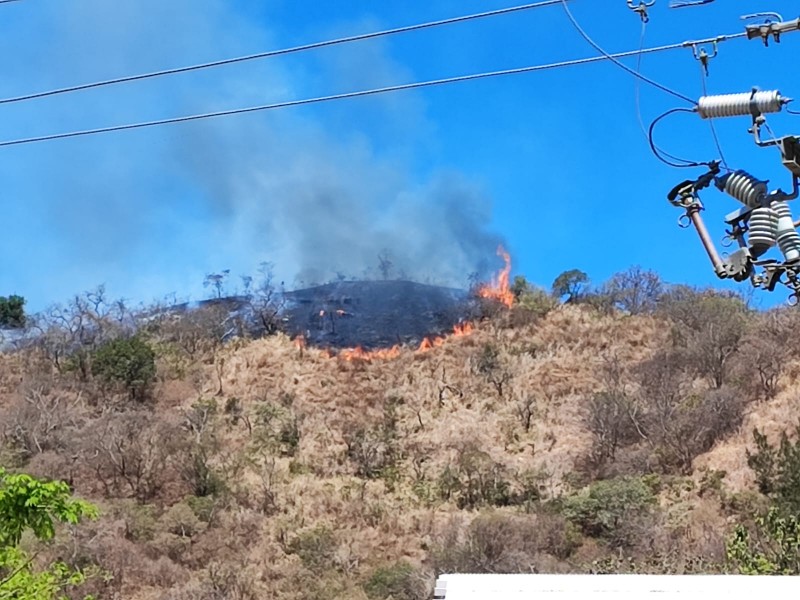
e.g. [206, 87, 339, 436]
[478, 245, 514, 308]
[453, 322, 474, 336]
[293, 335, 306, 350]
[418, 322, 474, 352]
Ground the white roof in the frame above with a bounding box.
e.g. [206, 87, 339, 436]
[433, 574, 800, 598]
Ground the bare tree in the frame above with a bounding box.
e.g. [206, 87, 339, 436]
[659, 286, 749, 389]
[377, 250, 394, 280]
[244, 262, 285, 336]
[87, 411, 183, 502]
[602, 266, 663, 315]
[203, 270, 230, 299]
[30, 286, 129, 378]
[1, 377, 84, 459]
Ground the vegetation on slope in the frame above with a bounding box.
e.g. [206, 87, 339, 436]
[2, 267, 800, 599]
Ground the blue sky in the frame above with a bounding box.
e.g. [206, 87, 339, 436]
[0, 0, 797, 312]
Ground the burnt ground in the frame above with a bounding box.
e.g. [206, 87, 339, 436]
[0, 282, 473, 353]
[282, 280, 472, 349]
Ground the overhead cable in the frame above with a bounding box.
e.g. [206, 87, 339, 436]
[0, 37, 747, 148]
[0, 0, 566, 106]
[560, 0, 702, 105]
[648, 108, 712, 168]
[632, 21, 695, 166]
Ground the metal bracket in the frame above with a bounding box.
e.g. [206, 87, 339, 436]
[742, 13, 800, 46]
[778, 136, 800, 177]
[691, 41, 718, 76]
[627, 0, 656, 23]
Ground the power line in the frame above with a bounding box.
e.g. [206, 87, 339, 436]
[559, 0, 699, 105]
[648, 108, 711, 168]
[0, 0, 566, 106]
[0, 37, 746, 148]
[0, 0, 24, 4]
[633, 21, 693, 166]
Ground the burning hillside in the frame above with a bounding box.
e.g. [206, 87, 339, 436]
[281, 245, 514, 354]
[281, 280, 471, 351]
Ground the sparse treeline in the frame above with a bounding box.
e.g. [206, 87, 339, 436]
[2, 265, 800, 598]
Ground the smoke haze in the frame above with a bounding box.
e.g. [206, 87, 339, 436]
[0, 0, 504, 310]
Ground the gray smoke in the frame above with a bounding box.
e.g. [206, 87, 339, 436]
[0, 0, 504, 309]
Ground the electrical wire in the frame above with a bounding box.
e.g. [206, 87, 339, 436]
[788, 107, 800, 115]
[0, 40, 721, 148]
[560, 0, 698, 105]
[0, 0, 565, 106]
[648, 108, 713, 168]
[0, 0, 24, 4]
[698, 62, 729, 170]
[633, 21, 692, 165]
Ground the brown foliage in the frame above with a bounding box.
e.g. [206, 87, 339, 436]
[84, 411, 186, 502]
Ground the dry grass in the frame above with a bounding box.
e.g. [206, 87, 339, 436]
[1, 303, 791, 597]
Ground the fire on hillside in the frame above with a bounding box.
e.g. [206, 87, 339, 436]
[287, 246, 514, 362]
[478, 245, 514, 308]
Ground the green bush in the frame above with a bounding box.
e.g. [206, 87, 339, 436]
[91, 336, 156, 402]
[363, 561, 424, 600]
[562, 476, 655, 545]
[436, 444, 512, 509]
[511, 276, 557, 318]
[727, 507, 800, 574]
[287, 526, 338, 572]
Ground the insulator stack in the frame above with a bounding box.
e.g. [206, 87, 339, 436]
[773, 201, 800, 262]
[747, 206, 778, 257]
[697, 90, 786, 119]
[717, 170, 768, 208]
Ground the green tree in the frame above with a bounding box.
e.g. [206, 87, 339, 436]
[551, 269, 589, 303]
[727, 507, 800, 574]
[91, 336, 156, 402]
[0, 468, 98, 599]
[746, 424, 800, 515]
[0, 295, 25, 329]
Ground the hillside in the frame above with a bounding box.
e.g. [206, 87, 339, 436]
[2, 277, 800, 599]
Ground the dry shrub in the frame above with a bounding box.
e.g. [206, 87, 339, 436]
[634, 353, 747, 473]
[83, 411, 186, 502]
[585, 348, 748, 476]
[731, 309, 796, 400]
[658, 286, 749, 389]
[430, 511, 578, 575]
[164, 562, 259, 600]
[0, 375, 86, 462]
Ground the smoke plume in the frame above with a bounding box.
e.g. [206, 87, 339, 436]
[0, 0, 504, 310]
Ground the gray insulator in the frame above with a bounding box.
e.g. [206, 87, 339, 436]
[697, 90, 785, 119]
[748, 206, 778, 256]
[718, 170, 768, 208]
[773, 201, 800, 261]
